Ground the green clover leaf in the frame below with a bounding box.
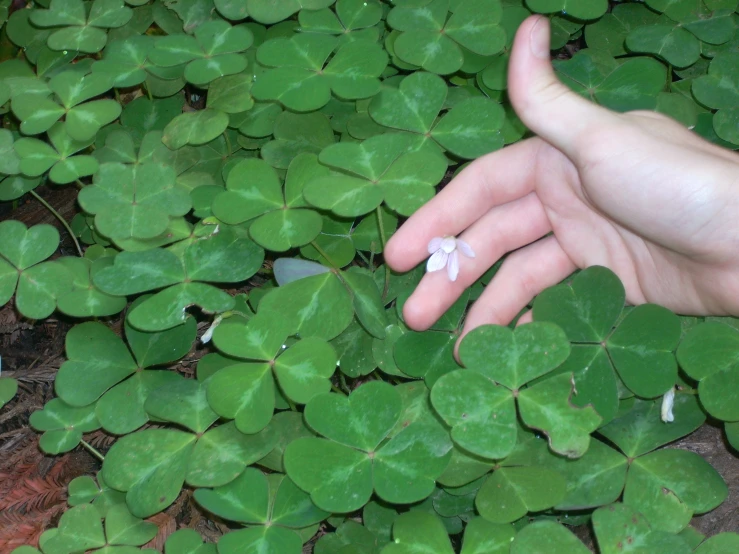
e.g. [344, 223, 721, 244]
[54, 312, 195, 432]
[446, 323, 600, 458]
[91, 35, 155, 87]
[387, 0, 506, 75]
[194, 469, 328, 554]
[533, 267, 681, 422]
[303, 133, 447, 217]
[527, 0, 608, 20]
[36, 504, 106, 553]
[29, 398, 101, 454]
[12, 69, 120, 140]
[300, 214, 357, 267]
[164, 529, 218, 554]
[31, 0, 133, 53]
[0, 220, 76, 319]
[584, 2, 662, 57]
[459, 322, 571, 390]
[623, 449, 728, 533]
[625, 24, 700, 68]
[206, 73, 255, 114]
[93, 226, 264, 330]
[677, 320, 739, 421]
[694, 533, 739, 554]
[369, 71, 505, 158]
[14, 122, 99, 184]
[102, 415, 276, 517]
[252, 35, 387, 111]
[431, 370, 517, 460]
[0, 129, 21, 175]
[67, 471, 127, 517]
[207, 313, 338, 432]
[258, 271, 354, 341]
[299, 0, 383, 44]
[0, 377, 18, 409]
[284, 381, 453, 512]
[261, 111, 337, 169]
[78, 161, 191, 241]
[510, 521, 591, 554]
[382, 511, 454, 554]
[212, 155, 324, 251]
[0, 174, 42, 202]
[392, 293, 470, 386]
[246, 0, 336, 25]
[332, 318, 379, 378]
[55, 257, 127, 318]
[475, 466, 567, 524]
[598, 394, 706, 458]
[605, 304, 682, 398]
[162, 109, 230, 149]
[592, 503, 692, 554]
[149, 21, 253, 86]
[554, 50, 667, 112]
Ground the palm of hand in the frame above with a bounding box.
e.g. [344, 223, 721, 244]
[536, 112, 739, 317]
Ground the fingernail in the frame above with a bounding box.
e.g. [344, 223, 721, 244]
[529, 16, 551, 60]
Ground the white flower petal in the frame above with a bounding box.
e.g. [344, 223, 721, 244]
[661, 388, 675, 423]
[440, 236, 457, 254]
[447, 250, 459, 281]
[456, 239, 475, 258]
[427, 249, 449, 272]
[427, 237, 443, 254]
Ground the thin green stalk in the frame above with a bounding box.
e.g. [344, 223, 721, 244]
[310, 240, 340, 270]
[331, 384, 346, 396]
[355, 249, 371, 267]
[339, 373, 351, 395]
[142, 81, 153, 101]
[223, 130, 232, 157]
[29, 190, 83, 257]
[80, 440, 105, 462]
[376, 206, 390, 300]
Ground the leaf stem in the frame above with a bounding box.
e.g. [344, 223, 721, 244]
[29, 190, 83, 257]
[310, 240, 339, 270]
[339, 372, 351, 395]
[223, 130, 232, 157]
[375, 206, 390, 300]
[142, 81, 153, 101]
[355, 249, 371, 267]
[80, 440, 105, 462]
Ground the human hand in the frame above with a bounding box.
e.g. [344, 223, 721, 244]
[384, 15, 739, 342]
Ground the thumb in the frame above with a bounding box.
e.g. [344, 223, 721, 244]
[507, 16, 620, 159]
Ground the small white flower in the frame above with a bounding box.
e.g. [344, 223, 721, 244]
[426, 236, 475, 282]
[201, 315, 224, 344]
[661, 387, 675, 423]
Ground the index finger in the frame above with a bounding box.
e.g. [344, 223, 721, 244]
[384, 137, 541, 272]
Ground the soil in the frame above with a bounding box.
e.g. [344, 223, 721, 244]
[0, 187, 737, 553]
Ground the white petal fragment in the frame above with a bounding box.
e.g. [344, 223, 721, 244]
[427, 249, 449, 272]
[447, 250, 459, 281]
[427, 237, 443, 254]
[661, 388, 675, 423]
[456, 239, 475, 258]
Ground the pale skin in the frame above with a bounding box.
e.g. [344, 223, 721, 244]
[384, 16, 739, 347]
